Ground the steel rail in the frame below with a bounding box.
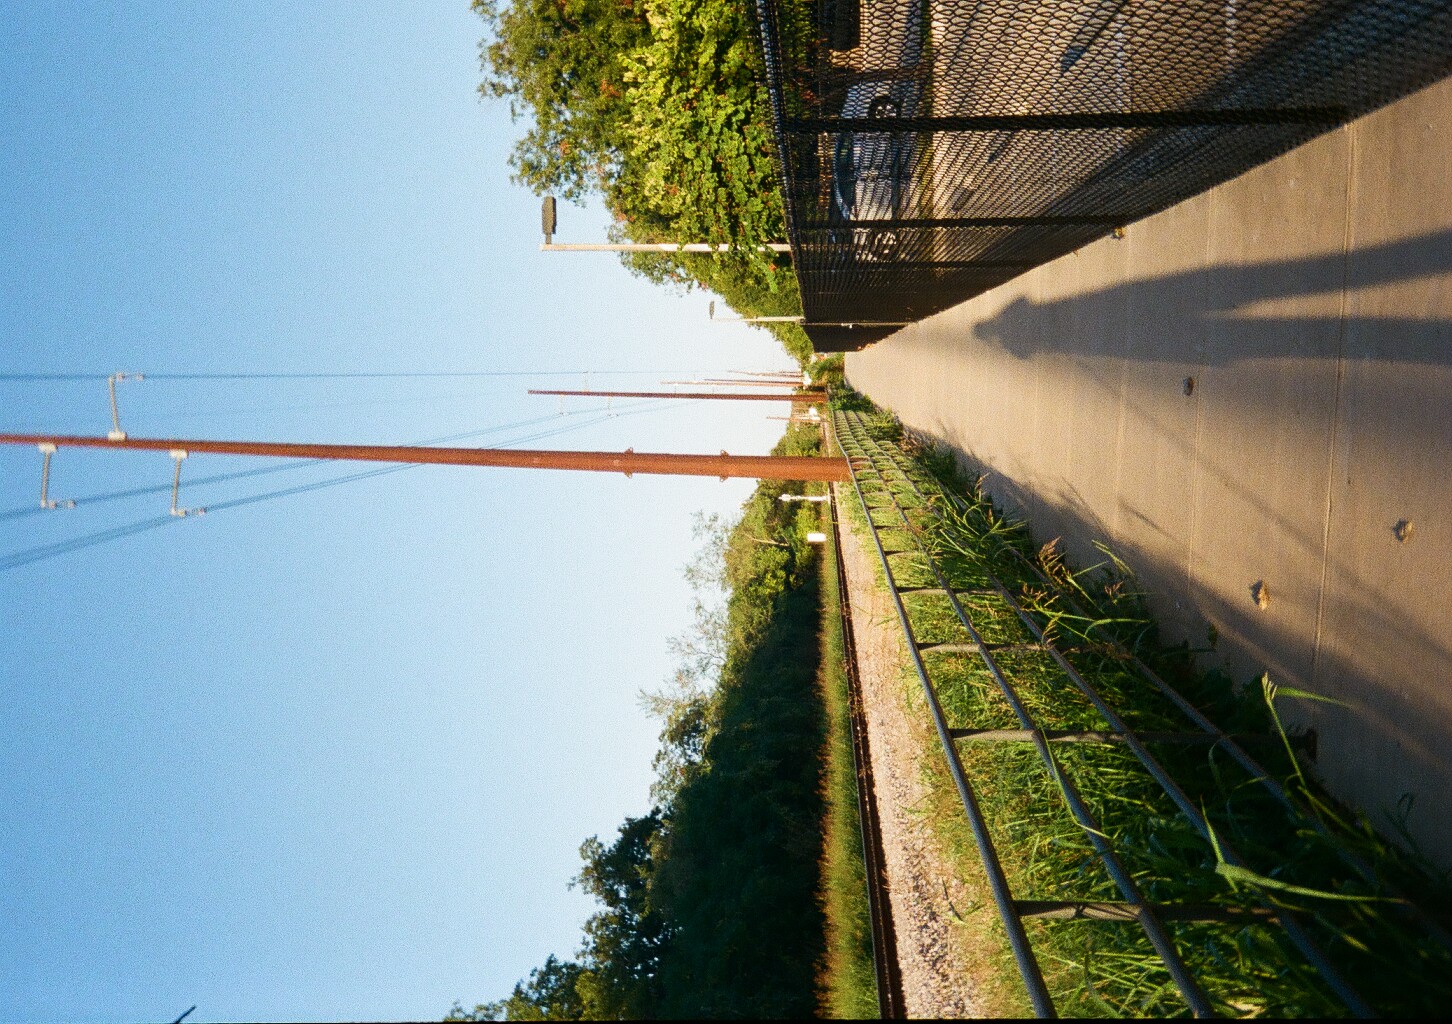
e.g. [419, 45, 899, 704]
[862, 418, 1452, 958]
[799, 216, 1124, 229]
[828, 484, 904, 1019]
[842, 413, 1215, 1018]
[835, 422, 1057, 1016]
[845, 414, 1381, 1015]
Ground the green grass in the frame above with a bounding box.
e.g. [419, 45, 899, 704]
[834, 399, 1452, 1018]
[816, 500, 880, 1019]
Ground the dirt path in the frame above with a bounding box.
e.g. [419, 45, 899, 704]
[834, 484, 982, 1018]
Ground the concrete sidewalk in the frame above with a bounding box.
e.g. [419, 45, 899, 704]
[846, 75, 1452, 868]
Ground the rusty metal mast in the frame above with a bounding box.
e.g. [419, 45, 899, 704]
[0, 433, 849, 482]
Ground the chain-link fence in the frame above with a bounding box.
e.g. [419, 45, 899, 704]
[755, 1, 1452, 350]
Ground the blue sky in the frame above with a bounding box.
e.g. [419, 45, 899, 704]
[0, 4, 793, 1021]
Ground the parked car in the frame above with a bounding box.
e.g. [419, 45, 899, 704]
[820, 0, 925, 261]
[830, 78, 919, 260]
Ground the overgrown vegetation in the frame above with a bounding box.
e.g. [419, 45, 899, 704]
[836, 396, 1452, 1017]
[817, 508, 878, 1018]
[450, 424, 877, 1019]
[474, 0, 812, 363]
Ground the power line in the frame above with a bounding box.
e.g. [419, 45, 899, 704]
[0, 513, 176, 571]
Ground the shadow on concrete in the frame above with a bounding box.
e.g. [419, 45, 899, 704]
[972, 227, 1452, 367]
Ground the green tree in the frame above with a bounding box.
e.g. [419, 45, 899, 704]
[446, 955, 587, 1021]
[614, 0, 785, 268]
[573, 812, 671, 1018]
[474, 0, 814, 363]
[473, 0, 650, 202]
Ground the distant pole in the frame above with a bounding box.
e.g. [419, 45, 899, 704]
[527, 388, 816, 403]
[660, 379, 821, 390]
[707, 299, 908, 329]
[712, 312, 804, 321]
[0, 433, 850, 482]
[709, 300, 802, 323]
[538, 196, 789, 253]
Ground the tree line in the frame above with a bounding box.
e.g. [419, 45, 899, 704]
[450, 426, 829, 1019]
[474, 0, 812, 363]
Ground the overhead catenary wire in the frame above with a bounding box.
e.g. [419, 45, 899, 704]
[0, 370, 799, 437]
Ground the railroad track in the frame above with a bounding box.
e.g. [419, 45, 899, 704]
[831, 405, 1452, 1018]
[828, 483, 905, 1019]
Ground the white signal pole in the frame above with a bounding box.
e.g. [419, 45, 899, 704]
[707, 299, 908, 330]
[709, 300, 803, 323]
[534, 198, 909, 329]
[538, 196, 790, 253]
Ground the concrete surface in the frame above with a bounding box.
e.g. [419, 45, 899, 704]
[845, 74, 1452, 868]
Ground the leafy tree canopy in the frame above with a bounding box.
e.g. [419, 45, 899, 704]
[474, 0, 812, 363]
[474, 0, 649, 202]
[446, 955, 586, 1021]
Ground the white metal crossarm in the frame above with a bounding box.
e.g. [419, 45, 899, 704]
[36, 443, 75, 510]
[167, 450, 206, 517]
[107, 372, 143, 441]
[539, 196, 789, 254]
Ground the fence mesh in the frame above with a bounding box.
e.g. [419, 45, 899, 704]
[755, 1, 1452, 350]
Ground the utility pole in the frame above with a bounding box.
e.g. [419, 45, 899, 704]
[0, 433, 850, 482]
[707, 300, 909, 329]
[539, 196, 790, 254]
[527, 388, 818, 404]
[661, 379, 820, 390]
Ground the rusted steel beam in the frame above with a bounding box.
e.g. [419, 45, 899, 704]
[0, 434, 850, 482]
